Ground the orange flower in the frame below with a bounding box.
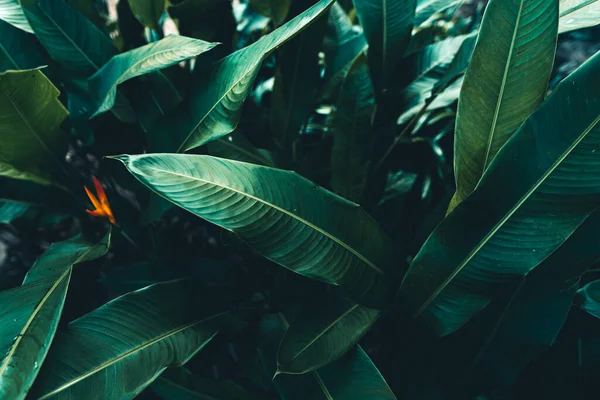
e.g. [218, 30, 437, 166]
[84, 176, 116, 224]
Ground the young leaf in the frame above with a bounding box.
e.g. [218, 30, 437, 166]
[0, 19, 43, 72]
[277, 294, 379, 374]
[151, 0, 335, 152]
[112, 154, 395, 308]
[353, 0, 417, 94]
[331, 54, 375, 203]
[0, 69, 68, 186]
[71, 35, 217, 119]
[0, 0, 32, 33]
[449, 0, 558, 212]
[0, 233, 110, 400]
[29, 279, 237, 400]
[399, 49, 600, 336]
[559, 0, 600, 33]
[128, 0, 165, 30]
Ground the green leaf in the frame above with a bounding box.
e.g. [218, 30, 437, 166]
[0, 69, 68, 185]
[128, 0, 164, 30]
[21, 0, 115, 77]
[29, 279, 237, 399]
[64, 0, 105, 31]
[353, 0, 417, 94]
[71, 35, 216, 119]
[0, 0, 32, 33]
[250, 0, 291, 26]
[151, 0, 335, 152]
[578, 279, 600, 319]
[207, 131, 277, 167]
[331, 54, 374, 203]
[0, 233, 110, 400]
[0, 201, 29, 223]
[559, 0, 600, 33]
[277, 294, 379, 374]
[112, 154, 395, 308]
[449, 0, 558, 212]
[399, 49, 600, 336]
[151, 367, 261, 400]
[0, 20, 44, 72]
[414, 0, 462, 26]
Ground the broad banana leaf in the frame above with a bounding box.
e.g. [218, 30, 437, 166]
[128, 0, 164, 30]
[0, 201, 28, 223]
[0, 233, 110, 400]
[151, 0, 335, 153]
[414, 0, 462, 26]
[331, 54, 375, 204]
[29, 279, 237, 399]
[277, 294, 379, 374]
[559, 0, 600, 33]
[354, 0, 416, 95]
[0, 19, 44, 72]
[399, 48, 600, 336]
[71, 35, 216, 119]
[0, 0, 32, 32]
[112, 154, 395, 308]
[450, 0, 558, 212]
[0, 69, 68, 186]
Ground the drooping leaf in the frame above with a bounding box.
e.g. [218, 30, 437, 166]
[0, 19, 43, 72]
[277, 294, 379, 374]
[207, 131, 277, 167]
[331, 54, 375, 203]
[0, 0, 32, 33]
[0, 233, 110, 400]
[449, 0, 559, 212]
[20, 0, 115, 78]
[151, 0, 335, 152]
[112, 154, 395, 308]
[414, 0, 462, 27]
[29, 279, 238, 399]
[399, 49, 600, 336]
[0, 69, 68, 185]
[151, 367, 261, 400]
[71, 35, 216, 119]
[559, 0, 600, 33]
[353, 0, 417, 94]
[249, 0, 291, 26]
[0, 201, 29, 223]
[128, 0, 165, 30]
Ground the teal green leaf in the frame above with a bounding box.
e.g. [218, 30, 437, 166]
[0, 233, 110, 400]
[29, 279, 237, 400]
[72, 35, 216, 119]
[21, 0, 115, 77]
[277, 294, 379, 374]
[207, 131, 277, 167]
[151, 367, 262, 400]
[0, 20, 44, 72]
[414, 0, 462, 26]
[0, 69, 68, 186]
[399, 49, 600, 336]
[0, 201, 29, 223]
[578, 279, 600, 319]
[559, 0, 600, 33]
[152, 0, 335, 152]
[64, 0, 105, 30]
[112, 153, 395, 308]
[128, 0, 165, 30]
[331, 54, 375, 204]
[0, 0, 32, 33]
[449, 0, 558, 212]
[353, 0, 417, 94]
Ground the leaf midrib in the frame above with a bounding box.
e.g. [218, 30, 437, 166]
[143, 165, 385, 276]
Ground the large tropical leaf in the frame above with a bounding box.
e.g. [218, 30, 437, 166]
[0, 69, 68, 186]
[353, 0, 416, 95]
[277, 294, 379, 374]
[151, 0, 335, 153]
[399, 49, 600, 336]
[71, 35, 216, 119]
[331, 54, 375, 204]
[449, 0, 558, 212]
[112, 154, 395, 308]
[0, 19, 43, 72]
[259, 314, 396, 400]
[128, 0, 164, 30]
[29, 279, 238, 399]
[0, 0, 32, 33]
[414, 0, 462, 26]
[559, 0, 600, 33]
[0, 233, 110, 400]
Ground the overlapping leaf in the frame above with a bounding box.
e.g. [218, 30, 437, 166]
[113, 154, 395, 308]
[400, 49, 600, 336]
[450, 0, 558, 212]
[0, 19, 43, 72]
[128, 0, 164, 30]
[414, 0, 462, 26]
[0, 0, 32, 33]
[559, 0, 600, 33]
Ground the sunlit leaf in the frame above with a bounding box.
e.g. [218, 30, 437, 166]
[559, 0, 600, 33]
[0, 0, 32, 33]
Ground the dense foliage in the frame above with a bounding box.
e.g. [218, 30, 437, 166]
[2, 0, 600, 399]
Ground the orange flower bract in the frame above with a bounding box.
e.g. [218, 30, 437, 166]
[84, 176, 116, 224]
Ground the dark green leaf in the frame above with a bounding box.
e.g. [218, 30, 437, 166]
[0, 201, 29, 223]
[128, 0, 165, 30]
[249, 0, 291, 26]
[0, 0, 32, 33]
[0, 19, 44, 72]
[207, 131, 277, 167]
[579, 279, 600, 319]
